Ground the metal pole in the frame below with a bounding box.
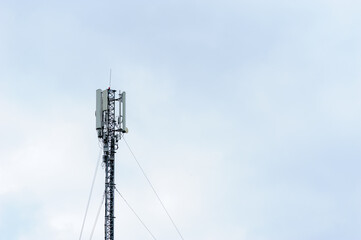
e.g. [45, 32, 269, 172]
[103, 89, 117, 240]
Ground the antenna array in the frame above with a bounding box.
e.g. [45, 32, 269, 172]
[95, 88, 127, 240]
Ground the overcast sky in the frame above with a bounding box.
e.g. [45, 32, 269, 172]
[1, 0, 361, 239]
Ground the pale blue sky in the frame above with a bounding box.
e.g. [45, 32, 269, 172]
[1, 0, 361, 239]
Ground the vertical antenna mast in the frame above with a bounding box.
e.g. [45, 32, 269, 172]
[109, 68, 112, 88]
[96, 87, 128, 240]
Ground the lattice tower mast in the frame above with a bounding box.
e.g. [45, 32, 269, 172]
[96, 88, 127, 240]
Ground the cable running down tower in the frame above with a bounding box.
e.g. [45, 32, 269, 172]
[96, 88, 127, 240]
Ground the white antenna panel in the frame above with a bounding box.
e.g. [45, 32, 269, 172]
[122, 92, 126, 132]
[102, 90, 108, 110]
[96, 89, 103, 130]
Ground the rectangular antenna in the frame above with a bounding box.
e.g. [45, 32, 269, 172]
[102, 89, 108, 110]
[96, 89, 103, 129]
[121, 92, 126, 132]
[118, 91, 122, 126]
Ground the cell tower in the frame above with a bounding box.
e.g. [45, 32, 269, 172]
[96, 88, 127, 240]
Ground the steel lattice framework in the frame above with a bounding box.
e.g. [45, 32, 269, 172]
[102, 89, 118, 240]
[96, 87, 126, 240]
